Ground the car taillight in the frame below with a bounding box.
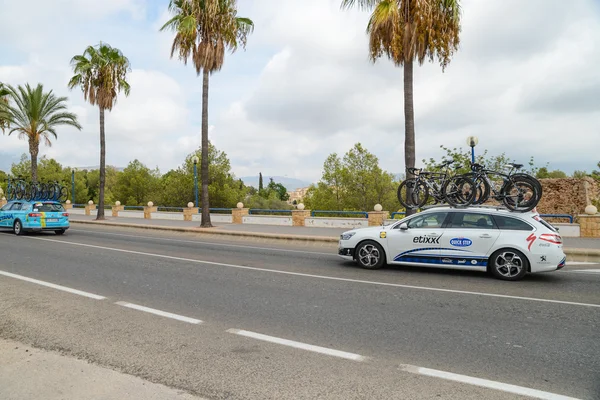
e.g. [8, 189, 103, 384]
[540, 233, 562, 245]
[62, 213, 69, 217]
[28, 213, 42, 217]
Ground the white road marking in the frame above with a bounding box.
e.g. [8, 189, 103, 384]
[227, 329, 366, 361]
[0, 270, 105, 300]
[115, 302, 202, 324]
[24, 237, 600, 309]
[400, 364, 581, 400]
[566, 269, 600, 274]
[70, 229, 336, 256]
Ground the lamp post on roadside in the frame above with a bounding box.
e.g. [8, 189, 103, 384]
[466, 136, 479, 165]
[192, 156, 199, 208]
[71, 169, 75, 204]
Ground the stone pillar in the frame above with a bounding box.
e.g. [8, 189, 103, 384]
[63, 200, 73, 210]
[144, 202, 157, 219]
[112, 201, 124, 217]
[0, 197, 7, 208]
[368, 204, 389, 227]
[292, 210, 311, 227]
[232, 202, 249, 224]
[579, 214, 600, 238]
[183, 202, 198, 221]
[85, 201, 96, 216]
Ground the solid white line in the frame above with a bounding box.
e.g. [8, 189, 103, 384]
[24, 237, 600, 309]
[227, 329, 366, 361]
[70, 229, 336, 256]
[0, 270, 106, 300]
[115, 301, 202, 324]
[401, 364, 581, 400]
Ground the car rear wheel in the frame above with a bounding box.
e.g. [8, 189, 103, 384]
[489, 249, 528, 281]
[55, 229, 66, 235]
[355, 240, 386, 270]
[13, 220, 24, 236]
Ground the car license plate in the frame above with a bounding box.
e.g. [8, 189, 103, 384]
[47, 218, 59, 222]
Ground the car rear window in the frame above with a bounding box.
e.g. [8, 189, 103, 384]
[33, 203, 65, 212]
[532, 215, 558, 232]
[493, 215, 534, 231]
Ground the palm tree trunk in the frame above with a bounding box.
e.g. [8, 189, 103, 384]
[29, 139, 39, 183]
[200, 68, 212, 228]
[404, 59, 416, 216]
[97, 106, 106, 220]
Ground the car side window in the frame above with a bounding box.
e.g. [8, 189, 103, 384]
[406, 212, 448, 229]
[448, 212, 496, 229]
[493, 215, 534, 231]
[9, 203, 23, 211]
[0, 204, 12, 211]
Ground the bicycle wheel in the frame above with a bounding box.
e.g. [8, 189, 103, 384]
[59, 186, 68, 202]
[6, 185, 15, 201]
[501, 176, 539, 212]
[24, 183, 33, 202]
[470, 176, 490, 205]
[397, 179, 429, 210]
[46, 184, 55, 201]
[15, 184, 24, 200]
[443, 176, 476, 207]
[512, 173, 542, 201]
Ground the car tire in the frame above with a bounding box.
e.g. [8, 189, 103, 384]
[489, 248, 529, 281]
[55, 229, 66, 235]
[355, 240, 386, 270]
[13, 220, 25, 236]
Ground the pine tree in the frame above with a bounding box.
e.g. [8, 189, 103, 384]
[259, 172, 263, 191]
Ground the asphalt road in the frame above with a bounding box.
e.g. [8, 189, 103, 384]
[0, 225, 599, 400]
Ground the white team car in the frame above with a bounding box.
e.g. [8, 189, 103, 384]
[338, 206, 566, 281]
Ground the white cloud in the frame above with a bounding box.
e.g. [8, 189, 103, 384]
[1, 0, 600, 183]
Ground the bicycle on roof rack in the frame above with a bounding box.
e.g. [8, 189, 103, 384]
[396, 160, 477, 210]
[3, 177, 69, 202]
[460, 162, 542, 212]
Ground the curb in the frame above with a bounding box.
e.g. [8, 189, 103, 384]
[564, 247, 600, 263]
[70, 220, 339, 243]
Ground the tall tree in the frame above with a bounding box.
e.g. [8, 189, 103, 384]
[0, 82, 9, 131]
[341, 0, 461, 214]
[161, 0, 254, 227]
[259, 172, 264, 191]
[68, 43, 131, 220]
[0, 83, 81, 181]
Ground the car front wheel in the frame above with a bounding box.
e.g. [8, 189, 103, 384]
[355, 240, 386, 270]
[13, 220, 25, 236]
[489, 249, 528, 281]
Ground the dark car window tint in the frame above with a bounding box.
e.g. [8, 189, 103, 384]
[406, 212, 448, 229]
[0, 204, 12, 211]
[9, 203, 23, 211]
[37, 203, 65, 212]
[449, 212, 496, 229]
[493, 215, 533, 231]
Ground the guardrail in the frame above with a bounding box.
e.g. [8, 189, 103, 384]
[124, 206, 145, 210]
[311, 210, 369, 218]
[390, 212, 406, 219]
[540, 214, 574, 224]
[249, 209, 292, 216]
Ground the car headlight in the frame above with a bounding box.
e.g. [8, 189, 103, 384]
[340, 232, 356, 241]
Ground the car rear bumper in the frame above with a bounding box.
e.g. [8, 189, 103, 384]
[25, 226, 69, 232]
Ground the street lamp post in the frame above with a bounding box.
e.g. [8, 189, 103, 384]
[192, 156, 199, 208]
[71, 169, 75, 204]
[466, 136, 479, 165]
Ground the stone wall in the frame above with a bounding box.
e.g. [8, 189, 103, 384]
[537, 178, 599, 218]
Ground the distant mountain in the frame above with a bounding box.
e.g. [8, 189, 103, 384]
[240, 176, 312, 191]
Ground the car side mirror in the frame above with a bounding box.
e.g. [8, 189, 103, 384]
[399, 222, 408, 230]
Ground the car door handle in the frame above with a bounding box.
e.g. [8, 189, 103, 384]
[480, 234, 492, 238]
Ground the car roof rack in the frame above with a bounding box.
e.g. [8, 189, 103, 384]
[419, 204, 511, 212]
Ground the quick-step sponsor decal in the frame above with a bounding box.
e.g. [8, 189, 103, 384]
[450, 237, 472, 247]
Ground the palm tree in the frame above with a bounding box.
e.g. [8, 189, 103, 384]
[161, 0, 254, 228]
[68, 43, 131, 220]
[0, 83, 81, 181]
[0, 82, 10, 132]
[341, 0, 461, 214]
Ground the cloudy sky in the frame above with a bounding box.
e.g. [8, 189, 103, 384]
[1, 0, 599, 183]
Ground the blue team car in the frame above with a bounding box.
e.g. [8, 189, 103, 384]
[0, 200, 70, 235]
